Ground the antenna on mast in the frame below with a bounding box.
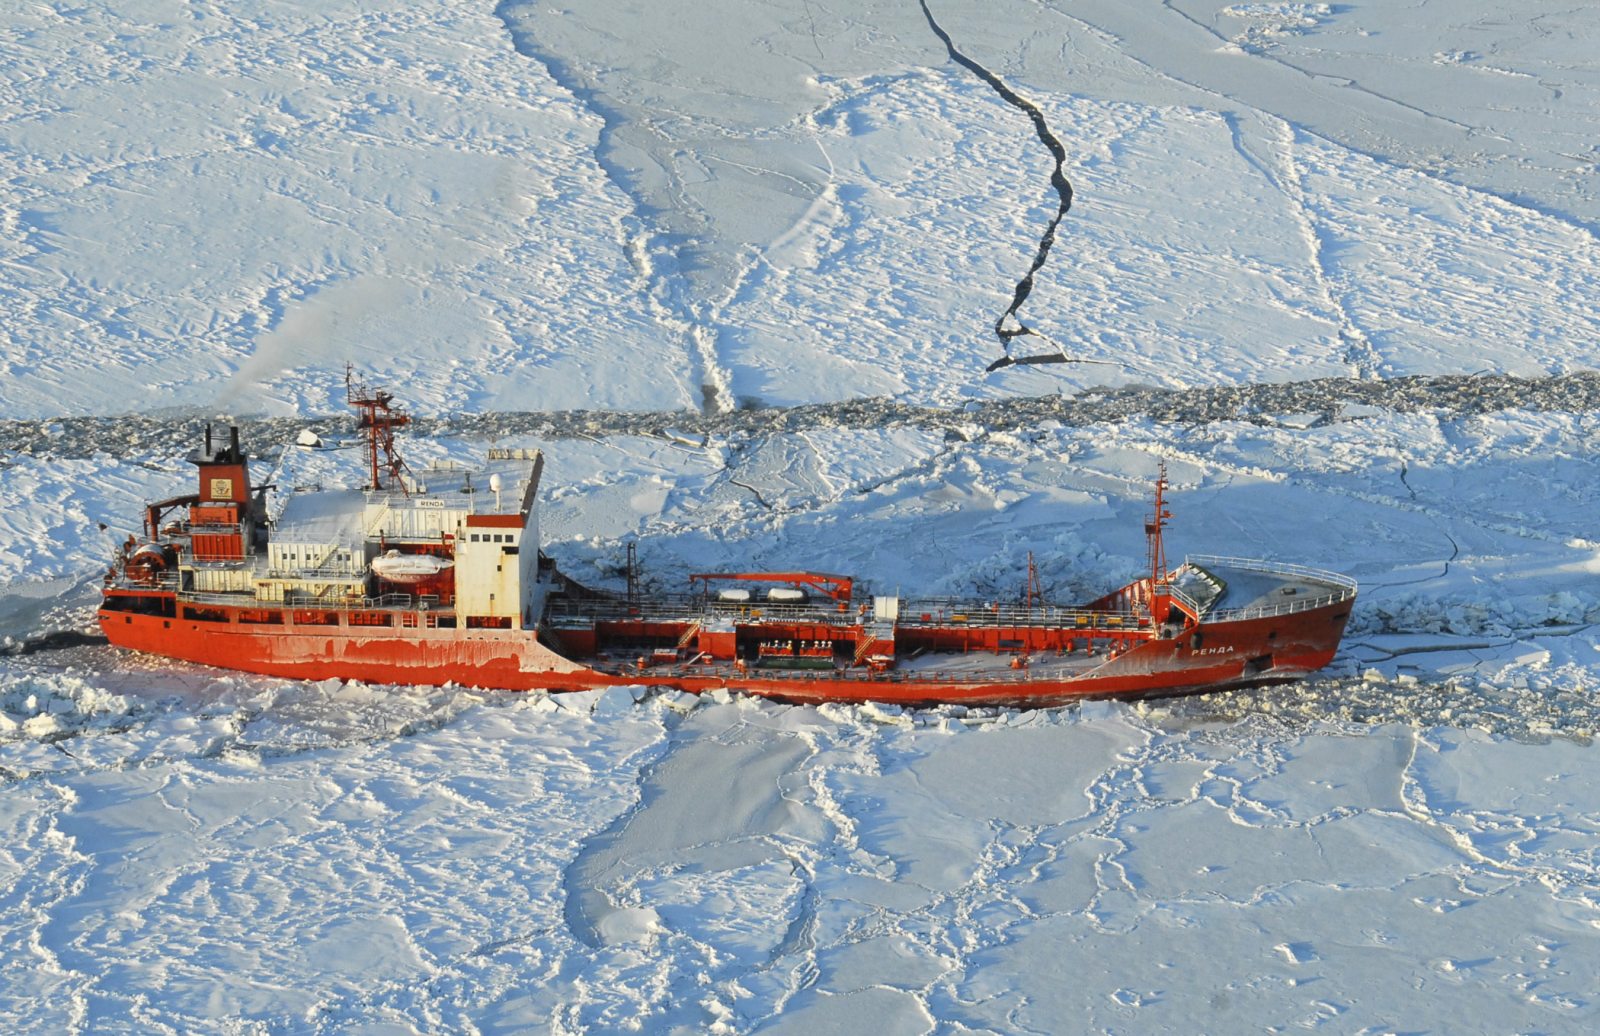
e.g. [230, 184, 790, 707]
[1145, 461, 1174, 623]
[1146, 461, 1171, 586]
[345, 364, 412, 493]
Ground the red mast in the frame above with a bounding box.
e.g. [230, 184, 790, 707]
[346, 365, 411, 493]
[1145, 462, 1174, 623]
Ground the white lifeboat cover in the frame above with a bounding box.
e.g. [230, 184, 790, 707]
[371, 549, 453, 583]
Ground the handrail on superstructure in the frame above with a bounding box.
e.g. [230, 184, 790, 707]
[182, 520, 243, 535]
[1162, 582, 1205, 622]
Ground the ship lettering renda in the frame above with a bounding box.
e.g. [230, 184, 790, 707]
[100, 376, 1358, 705]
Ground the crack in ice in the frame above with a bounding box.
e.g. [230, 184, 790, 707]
[917, 1, 1075, 371]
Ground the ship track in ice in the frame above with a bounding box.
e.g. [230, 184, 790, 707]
[9, 372, 1600, 460]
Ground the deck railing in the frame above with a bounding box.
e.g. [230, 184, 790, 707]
[895, 600, 1146, 631]
[1182, 554, 1357, 622]
[159, 585, 428, 612]
[546, 591, 1146, 632]
[545, 593, 864, 627]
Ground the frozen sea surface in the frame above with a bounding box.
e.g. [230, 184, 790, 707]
[4, 1, 1600, 416]
[2, 668, 1597, 1033]
[7, 409, 1600, 1032]
[4, 0, 1600, 1031]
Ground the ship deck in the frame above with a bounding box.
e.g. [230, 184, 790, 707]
[1178, 555, 1358, 621]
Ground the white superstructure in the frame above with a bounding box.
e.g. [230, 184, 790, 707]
[245, 448, 547, 624]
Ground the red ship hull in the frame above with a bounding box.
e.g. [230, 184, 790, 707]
[99, 590, 1351, 706]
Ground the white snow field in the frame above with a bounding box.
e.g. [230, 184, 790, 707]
[4, 0, 1600, 1032]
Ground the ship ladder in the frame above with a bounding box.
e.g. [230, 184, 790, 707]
[361, 499, 394, 542]
[308, 538, 355, 574]
[851, 635, 878, 668]
[676, 620, 702, 652]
